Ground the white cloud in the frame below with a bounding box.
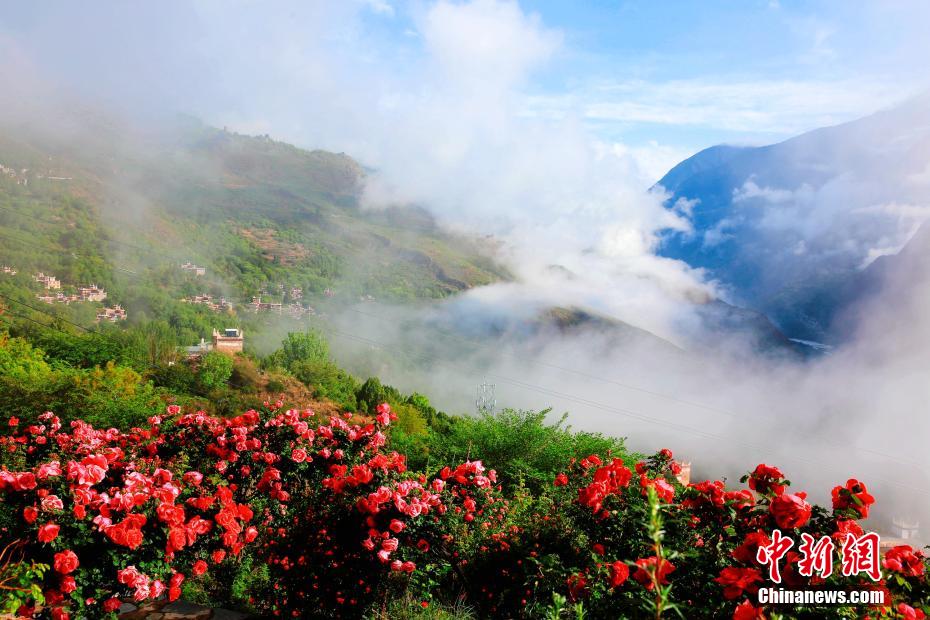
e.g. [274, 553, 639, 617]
[733, 178, 801, 204]
[551, 78, 921, 137]
[364, 0, 394, 16]
[352, 0, 711, 341]
[607, 140, 695, 185]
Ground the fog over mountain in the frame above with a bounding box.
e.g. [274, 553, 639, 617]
[657, 94, 930, 343]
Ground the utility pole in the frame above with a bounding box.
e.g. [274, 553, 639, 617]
[476, 383, 496, 415]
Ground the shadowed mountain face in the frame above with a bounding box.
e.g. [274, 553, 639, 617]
[656, 94, 930, 343]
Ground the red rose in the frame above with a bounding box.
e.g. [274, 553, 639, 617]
[13, 472, 37, 491]
[566, 573, 588, 601]
[608, 561, 629, 588]
[831, 479, 875, 519]
[732, 599, 766, 620]
[38, 523, 60, 543]
[898, 603, 927, 620]
[192, 560, 208, 576]
[769, 492, 812, 529]
[53, 550, 79, 575]
[633, 556, 675, 590]
[715, 567, 763, 599]
[212, 549, 226, 564]
[102, 598, 122, 612]
[59, 575, 76, 594]
[167, 527, 187, 552]
[50, 607, 69, 620]
[554, 473, 568, 487]
[170, 572, 185, 588]
[833, 519, 864, 540]
[883, 546, 925, 577]
[748, 464, 786, 496]
[732, 531, 771, 564]
[23, 506, 39, 524]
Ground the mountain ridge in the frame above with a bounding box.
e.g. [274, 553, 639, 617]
[655, 94, 930, 343]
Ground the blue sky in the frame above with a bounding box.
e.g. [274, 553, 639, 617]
[349, 1, 930, 149]
[1, 1, 928, 180]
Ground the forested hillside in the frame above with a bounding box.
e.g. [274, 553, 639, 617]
[0, 115, 506, 314]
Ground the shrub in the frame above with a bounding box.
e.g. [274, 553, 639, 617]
[2, 404, 928, 620]
[279, 329, 330, 368]
[290, 359, 359, 411]
[423, 409, 635, 494]
[197, 351, 234, 392]
[264, 379, 286, 393]
[0, 411, 258, 619]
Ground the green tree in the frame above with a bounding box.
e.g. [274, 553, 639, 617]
[280, 329, 329, 368]
[356, 376, 386, 415]
[198, 351, 234, 391]
[124, 320, 181, 368]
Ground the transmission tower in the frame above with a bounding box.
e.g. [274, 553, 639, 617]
[476, 383, 496, 415]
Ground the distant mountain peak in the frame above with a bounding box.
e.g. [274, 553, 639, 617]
[654, 95, 930, 343]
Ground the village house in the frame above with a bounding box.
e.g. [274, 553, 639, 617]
[33, 272, 61, 289]
[37, 292, 82, 305]
[879, 516, 924, 556]
[0, 163, 28, 185]
[182, 294, 233, 313]
[286, 302, 307, 318]
[181, 262, 206, 276]
[213, 328, 244, 353]
[77, 284, 107, 302]
[185, 338, 211, 359]
[96, 305, 127, 322]
[185, 328, 244, 359]
[249, 296, 283, 314]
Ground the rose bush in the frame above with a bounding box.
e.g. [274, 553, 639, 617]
[2, 404, 929, 619]
[0, 411, 255, 619]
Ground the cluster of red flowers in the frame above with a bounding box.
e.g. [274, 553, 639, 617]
[0, 412, 260, 619]
[3, 406, 929, 619]
[163, 401, 512, 616]
[547, 449, 928, 619]
[575, 455, 633, 515]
